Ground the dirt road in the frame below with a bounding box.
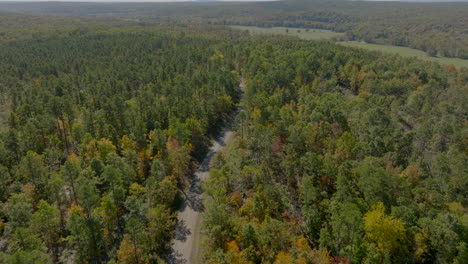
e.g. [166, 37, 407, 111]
[170, 81, 244, 264]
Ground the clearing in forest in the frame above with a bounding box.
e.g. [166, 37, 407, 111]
[232, 25, 468, 68]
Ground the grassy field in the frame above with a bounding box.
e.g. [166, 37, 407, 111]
[231, 26, 344, 41]
[231, 26, 468, 68]
[340, 41, 468, 68]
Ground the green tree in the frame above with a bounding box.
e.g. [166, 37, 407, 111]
[16, 151, 48, 198]
[66, 204, 103, 263]
[31, 200, 61, 258]
[144, 205, 175, 258]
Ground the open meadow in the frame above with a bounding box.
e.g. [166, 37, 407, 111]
[231, 25, 344, 41]
[341, 41, 468, 68]
[232, 25, 468, 68]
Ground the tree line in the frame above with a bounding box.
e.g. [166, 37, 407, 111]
[1, 0, 466, 59]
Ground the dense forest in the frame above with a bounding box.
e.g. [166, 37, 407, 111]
[0, 24, 241, 263]
[0, 0, 467, 59]
[0, 11, 467, 264]
[202, 37, 468, 263]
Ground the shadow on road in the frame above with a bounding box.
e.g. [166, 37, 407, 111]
[186, 175, 205, 212]
[174, 219, 191, 242]
[168, 250, 188, 264]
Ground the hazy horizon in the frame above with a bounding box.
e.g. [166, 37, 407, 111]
[1, 0, 467, 3]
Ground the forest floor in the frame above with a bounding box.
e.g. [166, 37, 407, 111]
[169, 80, 244, 264]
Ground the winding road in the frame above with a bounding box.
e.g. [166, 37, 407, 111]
[169, 81, 244, 264]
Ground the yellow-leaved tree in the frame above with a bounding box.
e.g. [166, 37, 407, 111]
[363, 203, 406, 258]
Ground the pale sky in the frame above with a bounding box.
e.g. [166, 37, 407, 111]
[0, 0, 278, 2]
[0, 0, 464, 2]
